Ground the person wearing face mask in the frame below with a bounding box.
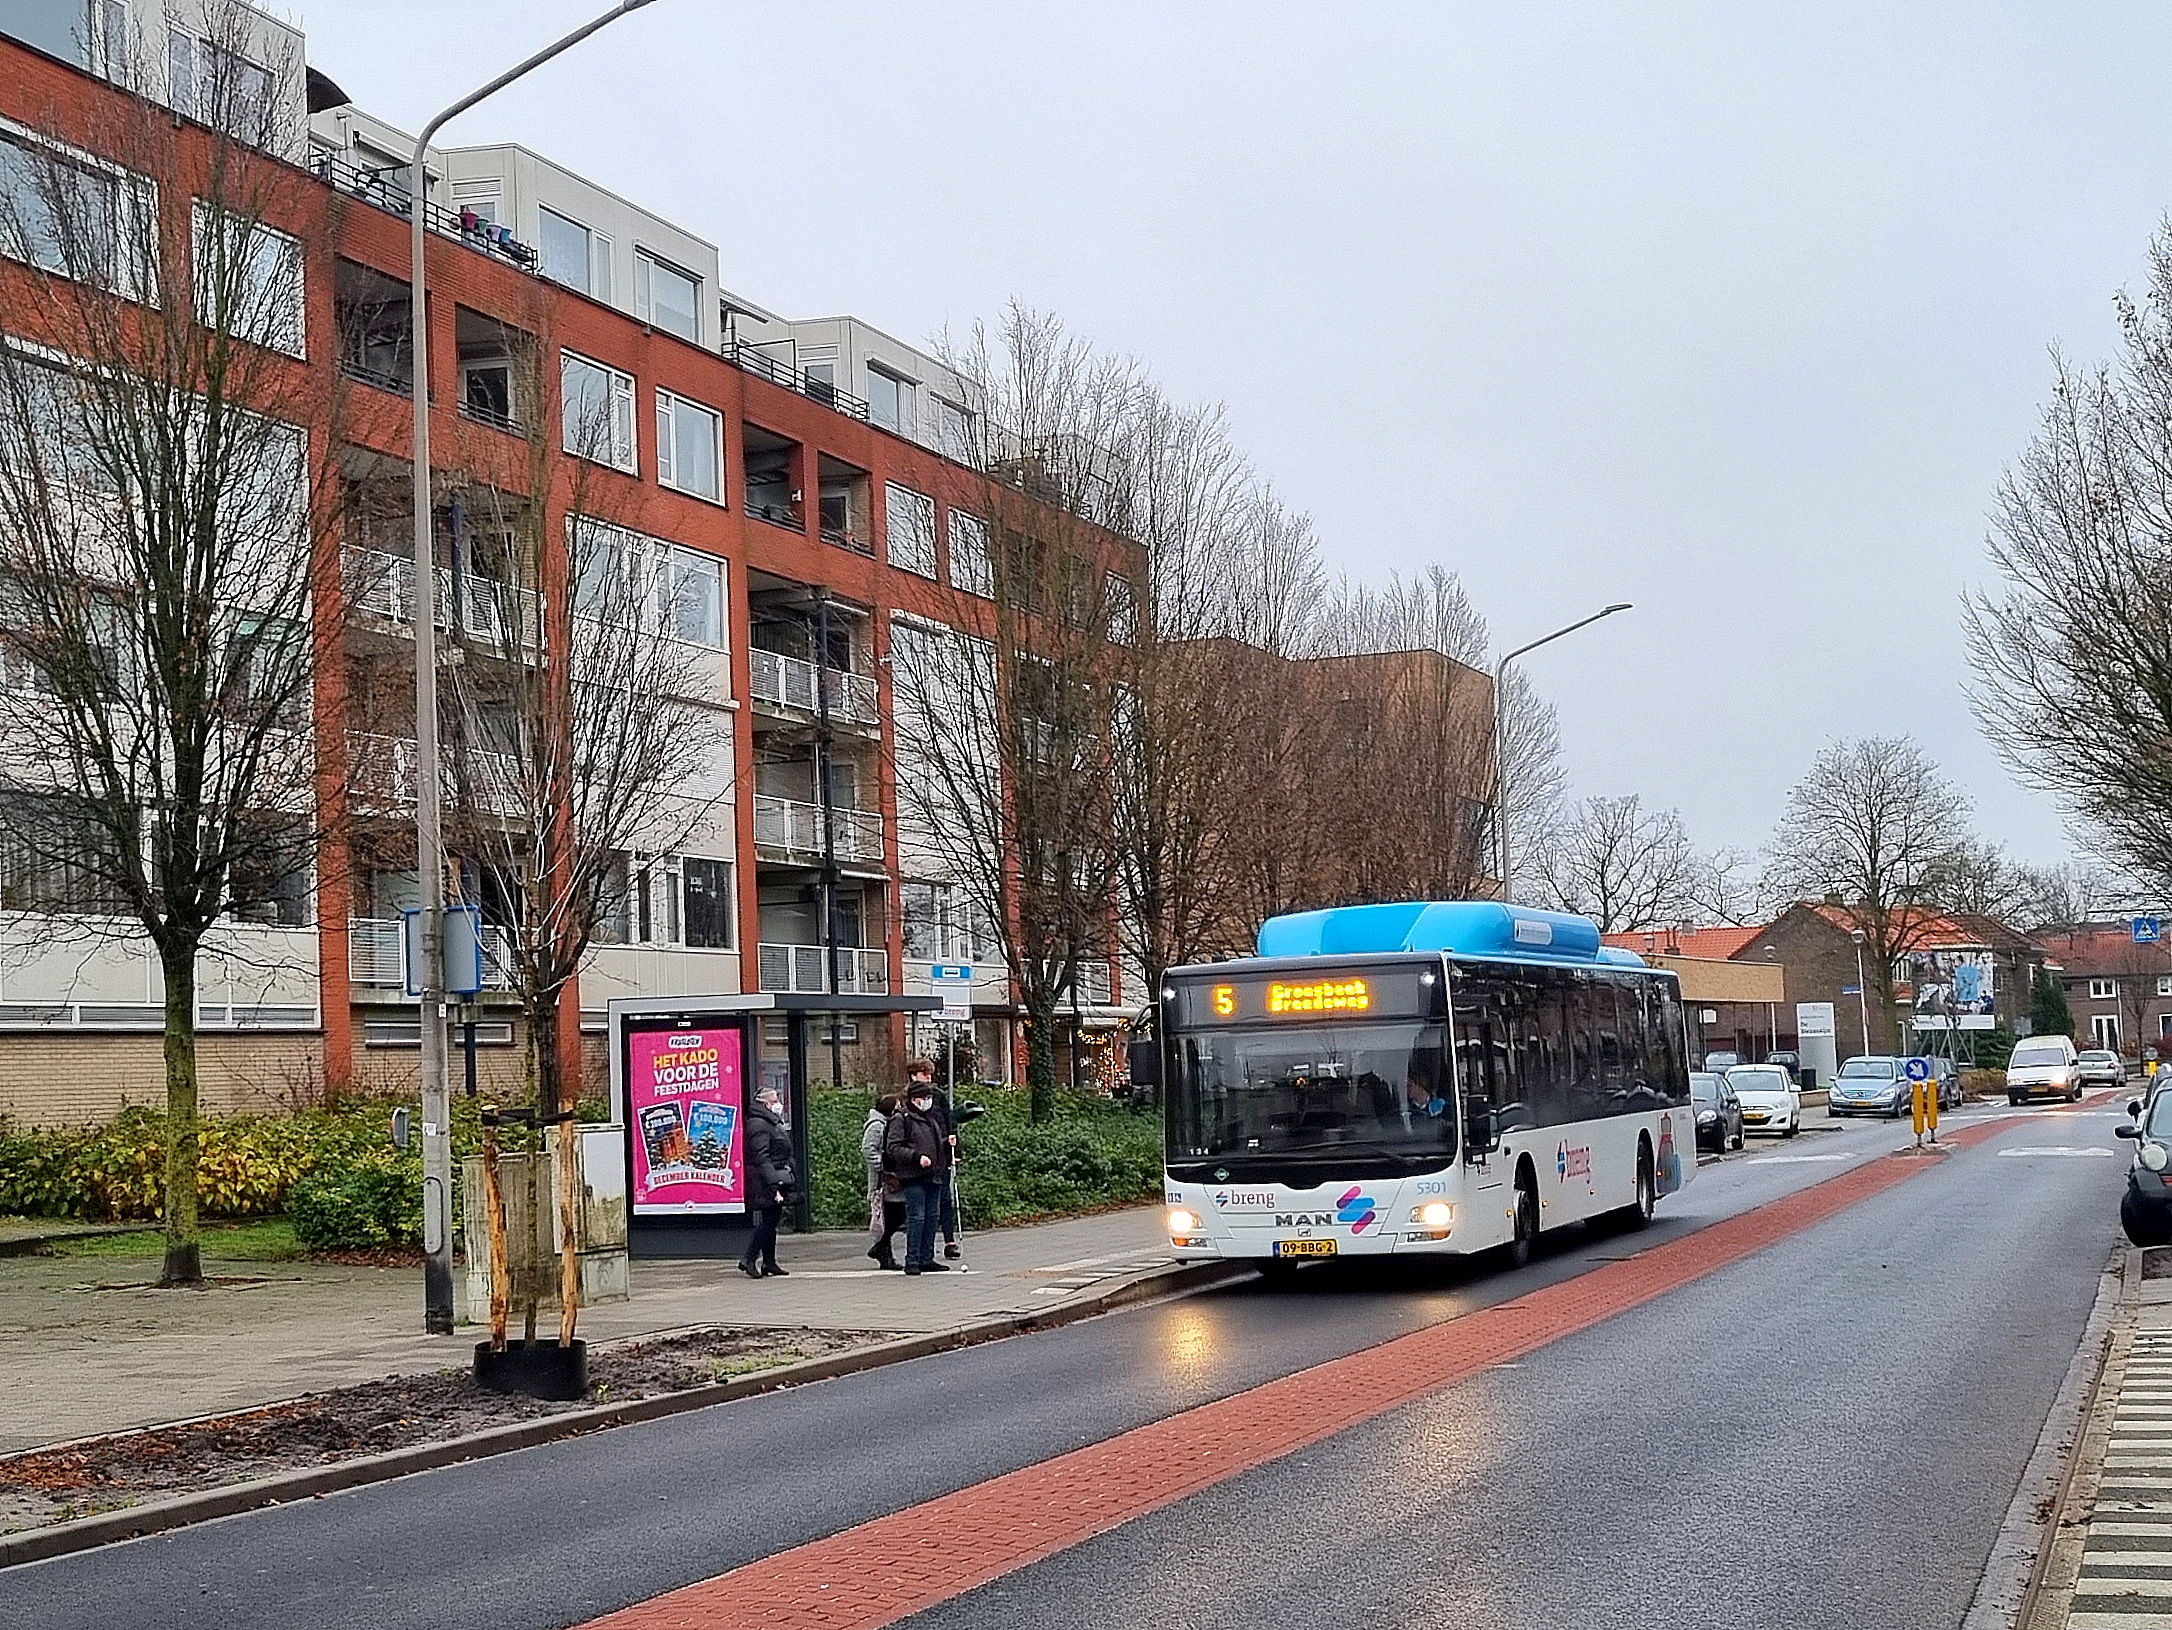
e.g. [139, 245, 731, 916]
[884, 1078, 953, 1275]
[738, 1084, 795, 1280]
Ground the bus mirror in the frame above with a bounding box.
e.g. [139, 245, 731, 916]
[1127, 1038, 1161, 1091]
[1465, 1098, 1501, 1155]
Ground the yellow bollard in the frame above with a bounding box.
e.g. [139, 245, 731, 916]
[1926, 1074, 1939, 1142]
[1912, 1079, 1927, 1144]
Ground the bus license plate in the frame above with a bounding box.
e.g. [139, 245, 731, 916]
[1274, 1239, 1337, 1258]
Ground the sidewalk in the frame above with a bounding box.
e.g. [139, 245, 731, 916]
[2042, 1250, 2172, 1629]
[0, 1206, 1175, 1454]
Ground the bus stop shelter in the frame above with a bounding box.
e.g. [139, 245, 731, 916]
[606, 991, 941, 1257]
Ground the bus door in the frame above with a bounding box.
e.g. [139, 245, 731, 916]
[1451, 970, 1513, 1209]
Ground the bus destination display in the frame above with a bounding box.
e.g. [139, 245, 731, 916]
[1175, 965, 1435, 1025]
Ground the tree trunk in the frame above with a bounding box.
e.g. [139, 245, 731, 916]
[482, 1109, 508, 1351]
[524, 1003, 554, 1344]
[158, 940, 203, 1288]
[556, 1109, 580, 1347]
[1025, 1006, 1057, 1124]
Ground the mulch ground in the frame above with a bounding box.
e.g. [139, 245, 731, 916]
[0, 1324, 895, 1533]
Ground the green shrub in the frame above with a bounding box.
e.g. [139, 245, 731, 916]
[287, 1153, 424, 1251]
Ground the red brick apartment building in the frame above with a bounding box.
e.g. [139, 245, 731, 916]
[0, 2, 1138, 1121]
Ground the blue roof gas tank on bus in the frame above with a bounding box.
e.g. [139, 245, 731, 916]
[1254, 901, 1647, 967]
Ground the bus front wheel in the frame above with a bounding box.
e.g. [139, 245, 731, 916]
[1615, 1143, 1656, 1230]
[1504, 1174, 1539, 1269]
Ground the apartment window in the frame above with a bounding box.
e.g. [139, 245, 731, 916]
[885, 482, 937, 578]
[192, 201, 302, 356]
[2157, 975, 2172, 997]
[2090, 978, 2117, 1000]
[168, 34, 276, 144]
[1105, 572, 1138, 644]
[867, 365, 914, 436]
[655, 389, 722, 502]
[667, 546, 723, 648]
[539, 206, 612, 300]
[683, 856, 734, 949]
[935, 397, 973, 460]
[634, 251, 700, 343]
[0, 132, 126, 286]
[223, 613, 307, 729]
[948, 511, 992, 597]
[561, 350, 635, 471]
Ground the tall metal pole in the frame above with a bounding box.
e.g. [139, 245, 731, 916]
[1852, 934, 1871, 1058]
[1492, 603, 1632, 900]
[405, 0, 661, 1335]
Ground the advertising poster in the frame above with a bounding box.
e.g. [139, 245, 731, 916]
[628, 1026, 744, 1215]
[1911, 951, 1996, 1030]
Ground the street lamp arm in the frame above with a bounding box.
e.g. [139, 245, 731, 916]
[1498, 602, 1634, 673]
[413, 0, 659, 154]
[1491, 602, 1632, 903]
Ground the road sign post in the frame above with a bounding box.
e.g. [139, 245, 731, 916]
[2136, 917, 2161, 945]
[1905, 1056, 1934, 1146]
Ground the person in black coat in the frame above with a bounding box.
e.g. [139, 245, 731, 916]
[884, 1083, 952, 1274]
[739, 1085, 795, 1279]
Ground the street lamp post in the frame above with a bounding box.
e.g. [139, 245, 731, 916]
[1492, 603, 1632, 901]
[1850, 927, 1871, 1060]
[407, 0, 660, 1336]
[1764, 946, 1780, 1061]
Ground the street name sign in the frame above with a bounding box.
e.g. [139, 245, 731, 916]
[929, 963, 974, 1020]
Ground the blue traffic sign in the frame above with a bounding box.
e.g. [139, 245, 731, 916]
[2136, 917, 2161, 944]
[1904, 1057, 1931, 1083]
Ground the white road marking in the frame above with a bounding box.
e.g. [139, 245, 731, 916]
[1996, 1146, 2116, 1157]
[1746, 1152, 1856, 1164]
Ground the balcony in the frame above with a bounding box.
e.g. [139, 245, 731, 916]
[757, 942, 889, 996]
[314, 150, 540, 275]
[346, 731, 527, 820]
[749, 648, 878, 727]
[348, 916, 517, 991]
[752, 794, 884, 865]
[728, 341, 871, 422]
[345, 547, 541, 649]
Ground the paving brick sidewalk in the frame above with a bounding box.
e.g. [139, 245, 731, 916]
[0, 1206, 1173, 1454]
[2053, 1261, 2172, 1630]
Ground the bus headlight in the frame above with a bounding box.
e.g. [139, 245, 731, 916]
[1410, 1202, 1452, 1227]
[1166, 1207, 1200, 1235]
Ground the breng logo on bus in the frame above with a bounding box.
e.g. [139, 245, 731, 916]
[1335, 1187, 1377, 1233]
[1210, 1188, 1280, 1210]
[1556, 1142, 1592, 1181]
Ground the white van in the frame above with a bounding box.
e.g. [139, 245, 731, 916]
[2006, 1034, 2081, 1105]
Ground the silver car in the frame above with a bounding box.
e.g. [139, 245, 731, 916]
[1828, 1056, 1909, 1118]
[2077, 1049, 2126, 1091]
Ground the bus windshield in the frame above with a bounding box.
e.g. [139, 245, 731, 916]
[1167, 1019, 1454, 1163]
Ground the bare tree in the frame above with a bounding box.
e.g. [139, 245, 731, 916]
[1765, 736, 1967, 1048]
[1531, 795, 1705, 931]
[436, 335, 730, 1348]
[0, 9, 338, 1285]
[1968, 227, 2172, 899]
[1495, 666, 1563, 900]
[901, 306, 1138, 1120]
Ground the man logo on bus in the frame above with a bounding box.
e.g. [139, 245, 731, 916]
[1335, 1187, 1376, 1233]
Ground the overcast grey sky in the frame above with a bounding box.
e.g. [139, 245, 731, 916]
[293, 0, 2171, 868]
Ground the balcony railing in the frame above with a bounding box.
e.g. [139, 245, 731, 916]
[311, 149, 541, 275]
[338, 356, 413, 397]
[749, 648, 879, 725]
[457, 397, 527, 438]
[726, 341, 871, 421]
[756, 942, 889, 996]
[346, 731, 527, 819]
[752, 793, 884, 864]
[348, 916, 517, 989]
[345, 547, 541, 649]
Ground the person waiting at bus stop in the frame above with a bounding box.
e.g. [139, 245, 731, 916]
[906, 1057, 964, 1260]
[885, 1080, 952, 1275]
[738, 1085, 795, 1280]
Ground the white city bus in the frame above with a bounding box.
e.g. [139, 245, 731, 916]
[1156, 901, 1693, 1268]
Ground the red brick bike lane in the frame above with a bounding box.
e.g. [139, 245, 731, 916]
[577, 1104, 2080, 1630]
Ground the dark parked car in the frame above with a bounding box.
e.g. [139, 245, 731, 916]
[2116, 1086, 2172, 1246]
[1690, 1070, 1743, 1153]
[1766, 1050, 1801, 1078]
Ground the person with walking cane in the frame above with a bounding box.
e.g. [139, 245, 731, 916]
[885, 1075, 951, 1275]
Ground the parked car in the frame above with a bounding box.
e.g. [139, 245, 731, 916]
[1690, 1071, 1744, 1153]
[2116, 1086, 2172, 1246]
[1725, 1064, 1801, 1137]
[2076, 1049, 2126, 1091]
[1828, 1056, 1910, 1117]
[1766, 1050, 1801, 1079]
[1928, 1054, 1962, 1110]
[2007, 1034, 2083, 1104]
[1703, 1051, 1742, 1074]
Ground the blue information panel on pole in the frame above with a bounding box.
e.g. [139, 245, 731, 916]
[1904, 1057, 1930, 1082]
[2137, 917, 2161, 944]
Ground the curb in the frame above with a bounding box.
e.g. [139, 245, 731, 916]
[0, 1258, 1249, 1570]
[0, 1224, 143, 1258]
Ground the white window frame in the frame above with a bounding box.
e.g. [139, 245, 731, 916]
[2090, 978, 2118, 1001]
[885, 482, 937, 578]
[934, 396, 973, 460]
[2092, 1013, 2121, 1050]
[948, 510, 992, 597]
[1105, 571, 1138, 644]
[0, 119, 151, 298]
[655, 388, 722, 503]
[539, 206, 612, 301]
[191, 199, 303, 357]
[633, 249, 701, 343]
[867, 363, 915, 436]
[561, 349, 636, 473]
[2157, 975, 2172, 997]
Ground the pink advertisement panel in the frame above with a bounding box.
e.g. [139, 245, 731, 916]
[627, 1026, 744, 1215]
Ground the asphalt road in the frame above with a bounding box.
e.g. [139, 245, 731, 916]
[0, 1100, 2131, 1630]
